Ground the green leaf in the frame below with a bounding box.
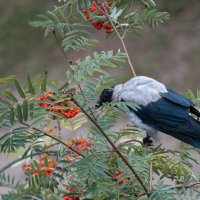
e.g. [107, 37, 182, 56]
[16, 104, 23, 123]
[14, 79, 26, 98]
[0, 98, 12, 108]
[22, 100, 28, 121]
[0, 128, 28, 153]
[0, 75, 16, 87]
[66, 70, 74, 83]
[27, 72, 35, 95]
[9, 108, 15, 125]
[3, 91, 18, 103]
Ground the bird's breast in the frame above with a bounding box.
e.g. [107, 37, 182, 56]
[127, 111, 157, 133]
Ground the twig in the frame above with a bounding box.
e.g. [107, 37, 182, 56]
[174, 182, 200, 189]
[77, 83, 97, 121]
[52, 29, 72, 65]
[122, 0, 134, 39]
[149, 161, 153, 191]
[45, 142, 59, 150]
[94, 0, 136, 77]
[52, 29, 97, 121]
[0, 151, 56, 174]
[21, 122, 86, 158]
[71, 96, 149, 196]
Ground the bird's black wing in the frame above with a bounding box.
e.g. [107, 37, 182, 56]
[161, 88, 192, 107]
[161, 88, 200, 117]
[134, 89, 200, 148]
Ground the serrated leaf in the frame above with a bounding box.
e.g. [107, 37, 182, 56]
[9, 108, 15, 125]
[22, 100, 28, 121]
[14, 79, 26, 98]
[27, 72, 35, 95]
[3, 91, 18, 103]
[16, 104, 23, 123]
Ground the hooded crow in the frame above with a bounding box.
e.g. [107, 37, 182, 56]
[96, 76, 200, 148]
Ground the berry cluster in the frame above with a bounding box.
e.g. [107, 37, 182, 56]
[115, 171, 142, 199]
[82, 1, 112, 33]
[22, 157, 57, 176]
[115, 171, 127, 183]
[37, 91, 80, 119]
[66, 137, 92, 162]
[63, 194, 79, 200]
[63, 187, 83, 200]
[62, 137, 89, 199]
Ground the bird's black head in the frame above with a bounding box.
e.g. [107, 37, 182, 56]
[95, 88, 114, 108]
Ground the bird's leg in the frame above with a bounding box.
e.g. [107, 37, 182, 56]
[143, 133, 153, 147]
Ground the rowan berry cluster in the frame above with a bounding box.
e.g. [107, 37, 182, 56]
[115, 171, 142, 199]
[62, 137, 90, 200]
[82, 1, 112, 33]
[65, 137, 92, 162]
[115, 171, 126, 183]
[63, 187, 83, 200]
[37, 91, 80, 119]
[22, 157, 57, 176]
[63, 194, 79, 200]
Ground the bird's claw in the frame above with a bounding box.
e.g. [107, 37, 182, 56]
[143, 136, 153, 147]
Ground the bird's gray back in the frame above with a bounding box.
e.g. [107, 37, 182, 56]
[112, 76, 167, 106]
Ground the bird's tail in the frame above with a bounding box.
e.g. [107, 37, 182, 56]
[170, 117, 200, 149]
[190, 106, 200, 118]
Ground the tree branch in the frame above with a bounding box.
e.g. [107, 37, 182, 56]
[95, 0, 137, 77]
[0, 151, 56, 174]
[52, 29, 97, 121]
[174, 182, 200, 189]
[71, 96, 149, 196]
[21, 122, 86, 158]
[52, 29, 73, 65]
[77, 83, 97, 121]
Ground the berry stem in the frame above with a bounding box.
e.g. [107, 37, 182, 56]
[22, 122, 86, 158]
[93, 0, 137, 77]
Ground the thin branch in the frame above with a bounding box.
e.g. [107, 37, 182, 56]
[21, 122, 86, 158]
[77, 83, 97, 121]
[122, 0, 134, 39]
[71, 96, 149, 196]
[44, 142, 59, 150]
[0, 151, 56, 174]
[174, 182, 200, 189]
[95, 0, 136, 77]
[52, 29, 73, 65]
[52, 29, 97, 121]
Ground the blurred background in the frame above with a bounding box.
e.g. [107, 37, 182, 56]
[0, 0, 200, 91]
[0, 0, 200, 195]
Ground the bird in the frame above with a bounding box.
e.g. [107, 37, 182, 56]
[96, 76, 200, 149]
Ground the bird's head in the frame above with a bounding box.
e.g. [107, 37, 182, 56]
[95, 88, 114, 108]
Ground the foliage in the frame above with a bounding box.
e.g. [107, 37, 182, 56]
[0, 0, 200, 200]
